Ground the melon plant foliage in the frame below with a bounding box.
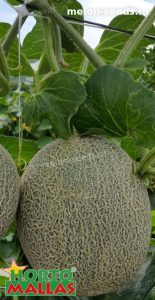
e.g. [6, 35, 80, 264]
[0, 0, 155, 299]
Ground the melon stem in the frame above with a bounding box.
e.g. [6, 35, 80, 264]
[138, 148, 155, 176]
[2, 15, 27, 56]
[42, 17, 60, 72]
[114, 5, 155, 67]
[27, 0, 105, 68]
[145, 167, 155, 176]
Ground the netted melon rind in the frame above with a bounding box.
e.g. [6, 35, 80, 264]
[17, 136, 151, 296]
[0, 145, 20, 239]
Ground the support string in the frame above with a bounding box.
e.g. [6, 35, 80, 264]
[17, 14, 22, 167]
[17, 1, 29, 167]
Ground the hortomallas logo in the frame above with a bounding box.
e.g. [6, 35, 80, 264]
[2, 259, 76, 296]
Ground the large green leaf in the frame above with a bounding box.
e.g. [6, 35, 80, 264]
[0, 135, 37, 164]
[96, 14, 155, 78]
[0, 23, 34, 77]
[121, 136, 142, 160]
[73, 65, 155, 148]
[23, 0, 84, 60]
[23, 16, 44, 60]
[73, 65, 131, 137]
[23, 71, 86, 138]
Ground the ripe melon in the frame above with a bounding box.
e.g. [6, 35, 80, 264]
[17, 136, 151, 296]
[0, 145, 20, 239]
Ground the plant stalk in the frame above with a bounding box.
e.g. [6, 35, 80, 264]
[145, 167, 155, 176]
[42, 17, 60, 72]
[114, 5, 155, 67]
[28, 0, 105, 68]
[53, 23, 63, 66]
[0, 43, 9, 80]
[80, 57, 89, 75]
[38, 51, 49, 74]
[36, 71, 54, 91]
[2, 15, 27, 56]
[0, 72, 9, 96]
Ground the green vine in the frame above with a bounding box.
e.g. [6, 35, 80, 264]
[114, 6, 155, 67]
[28, 0, 105, 68]
[0, 71, 9, 96]
[35, 70, 54, 92]
[0, 43, 9, 80]
[2, 15, 27, 56]
[0, 24, 10, 97]
[42, 17, 60, 72]
[53, 23, 63, 67]
[80, 57, 89, 75]
[37, 51, 48, 75]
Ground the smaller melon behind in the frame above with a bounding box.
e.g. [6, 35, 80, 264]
[0, 145, 20, 239]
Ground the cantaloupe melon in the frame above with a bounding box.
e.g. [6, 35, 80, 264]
[17, 136, 151, 296]
[0, 145, 19, 239]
